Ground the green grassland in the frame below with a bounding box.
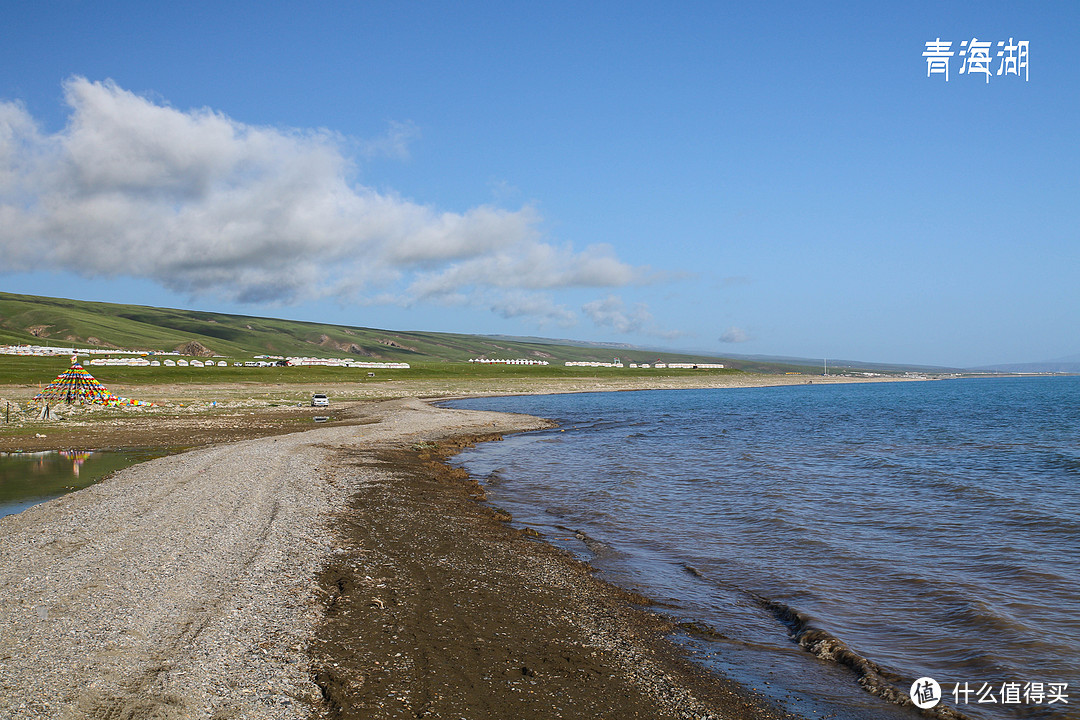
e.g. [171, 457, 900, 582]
[0, 290, 733, 368]
[2, 290, 914, 388]
[0, 354, 743, 389]
[0, 290, 750, 388]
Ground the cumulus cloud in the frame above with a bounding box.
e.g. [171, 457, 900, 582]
[486, 291, 577, 327]
[407, 242, 636, 299]
[580, 294, 682, 339]
[719, 326, 752, 343]
[582, 295, 650, 333]
[0, 77, 649, 317]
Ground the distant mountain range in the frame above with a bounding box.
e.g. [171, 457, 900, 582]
[696, 352, 964, 374]
[972, 355, 1080, 374]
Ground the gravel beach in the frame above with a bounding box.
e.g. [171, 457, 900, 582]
[0, 399, 554, 719]
[0, 384, 866, 719]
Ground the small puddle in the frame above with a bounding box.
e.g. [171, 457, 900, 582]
[0, 449, 169, 519]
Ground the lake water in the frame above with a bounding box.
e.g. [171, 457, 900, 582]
[0, 449, 161, 518]
[445, 377, 1079, 720]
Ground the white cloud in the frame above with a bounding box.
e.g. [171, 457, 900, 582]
[360, 119, 420, 160]
[487, 291, 577, 327]
[580, 294, 682, 339]
[407, 242, 639, 299]
[0, 77, 650, 321]
[719, 326, 752, 343]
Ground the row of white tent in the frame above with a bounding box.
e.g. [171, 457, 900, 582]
[666, 362, 726, 369]
[286, 358, 411, 368]
[468, 358, 550, 365]
[2, 345, 166, 357]
[88, 358, 229, 367]
[564, 361, 725, 369]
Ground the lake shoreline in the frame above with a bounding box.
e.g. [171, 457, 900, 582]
[0, 396, 799, 719]
[0, 371, 924, 453]
[309, 425, 795, 720]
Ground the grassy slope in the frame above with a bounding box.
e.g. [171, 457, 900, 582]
[0, 355, 747, 390]
[0, 291, 731, 367]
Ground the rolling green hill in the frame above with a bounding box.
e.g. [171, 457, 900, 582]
[0, 291, 722, 366]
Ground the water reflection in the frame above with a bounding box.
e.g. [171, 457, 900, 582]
[61, 450, 92, 477]
[0, 449, 163, 519]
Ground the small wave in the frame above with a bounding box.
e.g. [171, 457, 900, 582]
[682, 563, 704, 578]
[938, 594, 1030, 638]
[675, 619, 732, 641]
[553, 524, 619, 558]
[670, 562, 977, 718]
[1042, 450, 1080, 474]
[759, 598, 974, 720]
[676, 562, 759, 598]
[1007, 512, 1080, 538]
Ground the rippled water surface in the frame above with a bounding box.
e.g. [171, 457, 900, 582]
[446, 377, 1079, 719]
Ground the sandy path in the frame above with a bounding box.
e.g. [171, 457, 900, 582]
[0, 399, 550, 720]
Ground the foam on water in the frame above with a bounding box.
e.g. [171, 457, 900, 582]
[446, 377, 1080, 720]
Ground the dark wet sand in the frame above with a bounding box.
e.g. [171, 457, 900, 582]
[309, 435, 797, 720]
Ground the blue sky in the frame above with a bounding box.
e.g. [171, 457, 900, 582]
[1, 1, 1076, 368]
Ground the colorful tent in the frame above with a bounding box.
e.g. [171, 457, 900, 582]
[33, 357, 153, 407]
